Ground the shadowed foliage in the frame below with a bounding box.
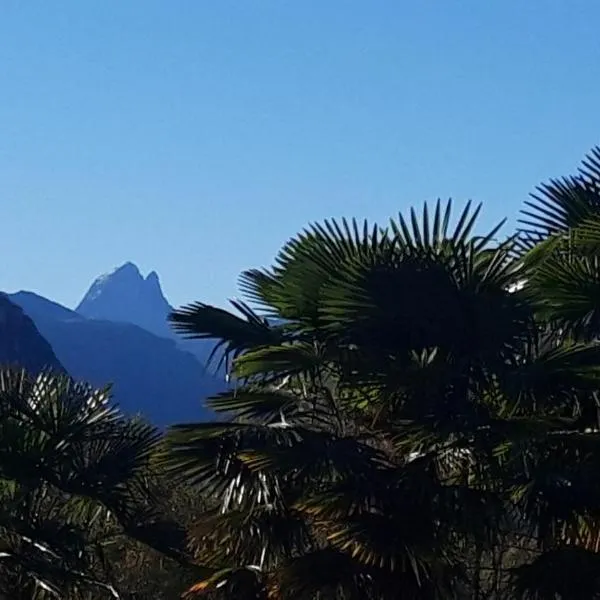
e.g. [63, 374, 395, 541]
[9, 148, 600, 599]
[0, 368, 195, 599]
[162, 177, 600, 599]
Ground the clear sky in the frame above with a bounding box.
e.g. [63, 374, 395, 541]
[1, 1, 600, 309]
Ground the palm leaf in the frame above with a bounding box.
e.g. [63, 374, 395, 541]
[519, 147, 600, 241]
[232, 343, 325, 381]
[170, 300, 286, 371]
[206, 389, 301, 423]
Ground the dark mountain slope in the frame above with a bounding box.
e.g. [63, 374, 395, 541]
[10, 291, 224, 426]
[0, 293, 64, 373]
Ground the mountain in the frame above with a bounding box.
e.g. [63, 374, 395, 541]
[0, 293, 65, 374]
[10, 291, 224, 426]
[77, 262, 173, 339]
[76, 262, 217, 366]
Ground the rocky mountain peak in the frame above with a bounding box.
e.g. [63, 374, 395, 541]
[112, 261, 141, 277]
[76, 262, 173, 338]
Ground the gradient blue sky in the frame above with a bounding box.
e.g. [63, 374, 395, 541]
[1, 1, 600, 309]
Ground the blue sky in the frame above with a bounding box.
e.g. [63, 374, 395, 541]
[1, 1, 599, 309]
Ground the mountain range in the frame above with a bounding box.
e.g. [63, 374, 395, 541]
[76, 262, 216, 365]
[3, 263, 227, 426]
[0, 293, 65, 374]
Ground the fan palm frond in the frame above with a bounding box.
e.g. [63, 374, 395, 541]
[0, 367, 183, 597]
[170, 300, 287, 372]
[519, 146, 600, 243]
[164, 184, 600, 599]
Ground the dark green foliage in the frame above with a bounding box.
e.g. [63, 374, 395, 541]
[159, 155, 600, 599]
[13, 148, 600, 599]
[0, 368, 189, 599]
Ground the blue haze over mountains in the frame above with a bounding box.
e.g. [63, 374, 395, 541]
[7, 263, 227, 426]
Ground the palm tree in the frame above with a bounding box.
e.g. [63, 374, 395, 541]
[503, 146, 600, 599]
[0, 367, 189, 599]
[162, 193, 600, 599]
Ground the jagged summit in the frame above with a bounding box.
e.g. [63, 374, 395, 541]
[89, 262, 156, 291]
[76, 262, 173, 338]
[76, 262, 220, 369]
[144, 270, 163, 295]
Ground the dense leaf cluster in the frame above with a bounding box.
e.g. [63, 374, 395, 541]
[0, 369, 194, 599]
[163, 147, 600, 599]
[7, 147, 600, 599]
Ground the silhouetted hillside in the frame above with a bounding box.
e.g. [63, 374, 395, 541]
[10, 291, 225, 426]
[0, 293, 65, 373]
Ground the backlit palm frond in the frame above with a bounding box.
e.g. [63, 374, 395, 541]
[239, 218, 389, 329]
[294, 459, 495, 581]
[527, 251, 600, 340]
[279, 217, 388, 274]
[314, 229, 530, 383]
[566, 213, 600, 256]
[0, 368, 177, 597]
[271, 548, 448, 600]
[162, 421, 386, 501]
[232, 342, 326, 383]
[237, 269, 285, 319]
[314, 505, 465, 599]
[578, 145, 600, 186]
[206, 387, 335, 430]
[519, 147, 600, 243]
[56, 418, 161, 519]
[389, 198, 506, 254]
[518, 231, 566, 270]
[160, 422, 278, 504]
[188, 504, 313, 571]
[170, 300, 287, 372]
[161, 421, 319, 513]
[294, 475, 393, 525]
[206, 388, 303, 424]
[0, 368, 118, 432]
[520, 176, 595, 237]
